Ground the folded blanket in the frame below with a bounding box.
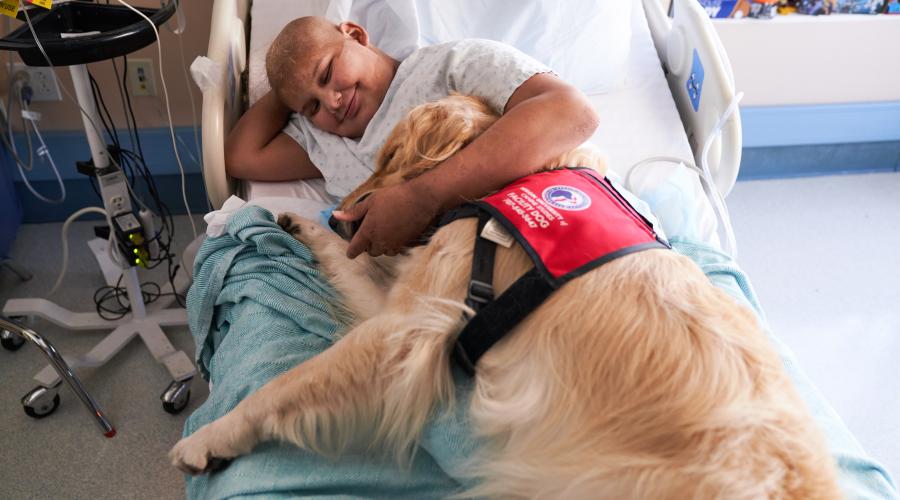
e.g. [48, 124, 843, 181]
[183, 206, 897, 499]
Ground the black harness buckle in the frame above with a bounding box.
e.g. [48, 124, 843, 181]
[466, 280, 495, 310]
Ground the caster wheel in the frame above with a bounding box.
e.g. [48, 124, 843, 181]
[161, 379, 191, 414]
[22, 387, 60, 419]
[1, 329, 25, 351]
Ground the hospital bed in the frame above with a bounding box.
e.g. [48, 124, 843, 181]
[185, 0, 897, 497]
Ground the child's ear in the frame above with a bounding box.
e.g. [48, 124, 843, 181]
[339, 22, 369, 46]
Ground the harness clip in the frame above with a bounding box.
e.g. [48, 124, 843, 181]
[466, 280, 495, 308]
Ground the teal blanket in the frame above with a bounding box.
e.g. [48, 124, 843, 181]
[183, 206, 896, 499]
[184, 207, 474, 499]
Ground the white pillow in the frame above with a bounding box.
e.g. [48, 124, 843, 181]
[249, 0, 419, 104]
[412, 0, 633, 94]
[249, 0, 633, 103]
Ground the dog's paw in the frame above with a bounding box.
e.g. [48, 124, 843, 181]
[278, 213, 328, 247]
[277, 213, 302, 237]
[169, 424, 237, 475]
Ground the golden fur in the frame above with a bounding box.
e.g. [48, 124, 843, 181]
[171, 95, 841, 499]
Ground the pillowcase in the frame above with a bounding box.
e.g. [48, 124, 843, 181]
[249, 0, 419, 104]
[248, 0, 633, 104]
[411, 0, 633, 94]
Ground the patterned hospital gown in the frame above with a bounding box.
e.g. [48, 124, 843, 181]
[283, 39, 552, 198]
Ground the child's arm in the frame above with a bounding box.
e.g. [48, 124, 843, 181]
[225, 90, 322, 181]
[335, 73, 598, 258]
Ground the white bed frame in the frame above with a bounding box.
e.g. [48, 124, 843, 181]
[200, 0, 742, 209]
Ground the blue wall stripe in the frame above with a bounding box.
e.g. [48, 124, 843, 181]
[14, 173, 208, 224]
[738, 141, 900, 181]
[742, 101, 900, 148]
[6, 107, 900, 223]
[9, 126, 201, 182]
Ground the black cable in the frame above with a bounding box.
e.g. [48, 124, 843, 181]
[88, 71, 120, 151]
[88, 52, 187, 314]
[111, 57, 139, 157]
[89, 70, 143, 190]
[93, 275, 185, 320]
[121, 55, 145, 161]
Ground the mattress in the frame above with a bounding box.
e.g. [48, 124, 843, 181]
[243, 0, 702, 240]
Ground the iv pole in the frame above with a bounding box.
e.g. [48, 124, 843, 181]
[0, 1, 196, 432]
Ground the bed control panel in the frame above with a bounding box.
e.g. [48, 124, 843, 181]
[641, 0, 742, 198]
[687, 49, 704, 112]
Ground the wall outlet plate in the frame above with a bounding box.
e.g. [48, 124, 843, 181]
[10, 63, 62, 102]
[127, 58, 157, 97]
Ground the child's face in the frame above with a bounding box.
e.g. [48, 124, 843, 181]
[279, 25, 393, 139]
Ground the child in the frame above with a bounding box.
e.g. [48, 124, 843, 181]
[225, 16, 599, 258]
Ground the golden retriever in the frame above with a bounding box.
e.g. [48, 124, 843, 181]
[171, 95, 840, 499]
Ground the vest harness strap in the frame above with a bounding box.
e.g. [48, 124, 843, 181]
[440, 168, 669, 376]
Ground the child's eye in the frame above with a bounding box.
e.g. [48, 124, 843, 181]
[323, 62, 332, 85]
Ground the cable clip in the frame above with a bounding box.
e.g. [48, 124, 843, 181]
[21, 109, 41, 122]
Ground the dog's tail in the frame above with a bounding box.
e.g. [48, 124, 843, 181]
[458, 250, 841, 499]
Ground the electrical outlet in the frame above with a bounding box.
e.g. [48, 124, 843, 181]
[127, 58, 156, 96]
[10, 63, 62, 102]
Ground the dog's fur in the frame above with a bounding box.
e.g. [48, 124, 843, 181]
[171, 95, 841, 499]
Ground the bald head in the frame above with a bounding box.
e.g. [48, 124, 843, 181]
[266, 16, 343, 94]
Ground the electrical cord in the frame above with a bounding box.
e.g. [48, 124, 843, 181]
[89, 79, 184, 307]
[17, 2, 186, 310]
[120, 55, 145, 160]
[49, 206, 112, 295]
[115, 0, 198, 240]
[93, 274, 185, 320]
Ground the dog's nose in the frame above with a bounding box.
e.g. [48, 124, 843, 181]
[328, 214, 361, 241]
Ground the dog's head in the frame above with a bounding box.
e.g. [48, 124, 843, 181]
[330, 94, 499, 239]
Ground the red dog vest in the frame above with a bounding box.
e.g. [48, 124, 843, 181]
[439, 168, 668, 374]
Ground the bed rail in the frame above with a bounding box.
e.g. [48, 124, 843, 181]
[202, 0, 250, 209]
[643, 0, 743, 198]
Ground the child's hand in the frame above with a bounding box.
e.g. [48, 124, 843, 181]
[332, 183, 439, 258]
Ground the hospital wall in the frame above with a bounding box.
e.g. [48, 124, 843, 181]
[714, 15, 900, 180]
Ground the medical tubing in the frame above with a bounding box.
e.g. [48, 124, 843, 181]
[699, 91, 743, 259]
[623, 92, 744, 259]
[115, 0, 198, 240]
[9, 81, 66, 204]
[3, 76, 34, 172]
[177, 32, 203, 169]
[49, 207, 110, 295]
[1, 96, 35, 172]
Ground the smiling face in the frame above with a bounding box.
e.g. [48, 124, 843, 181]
[267, 18, 398, 139]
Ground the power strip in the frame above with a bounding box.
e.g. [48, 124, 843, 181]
[96, 168, 133, 217]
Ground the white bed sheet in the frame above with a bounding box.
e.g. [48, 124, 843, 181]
[242, 0, 708, 242]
